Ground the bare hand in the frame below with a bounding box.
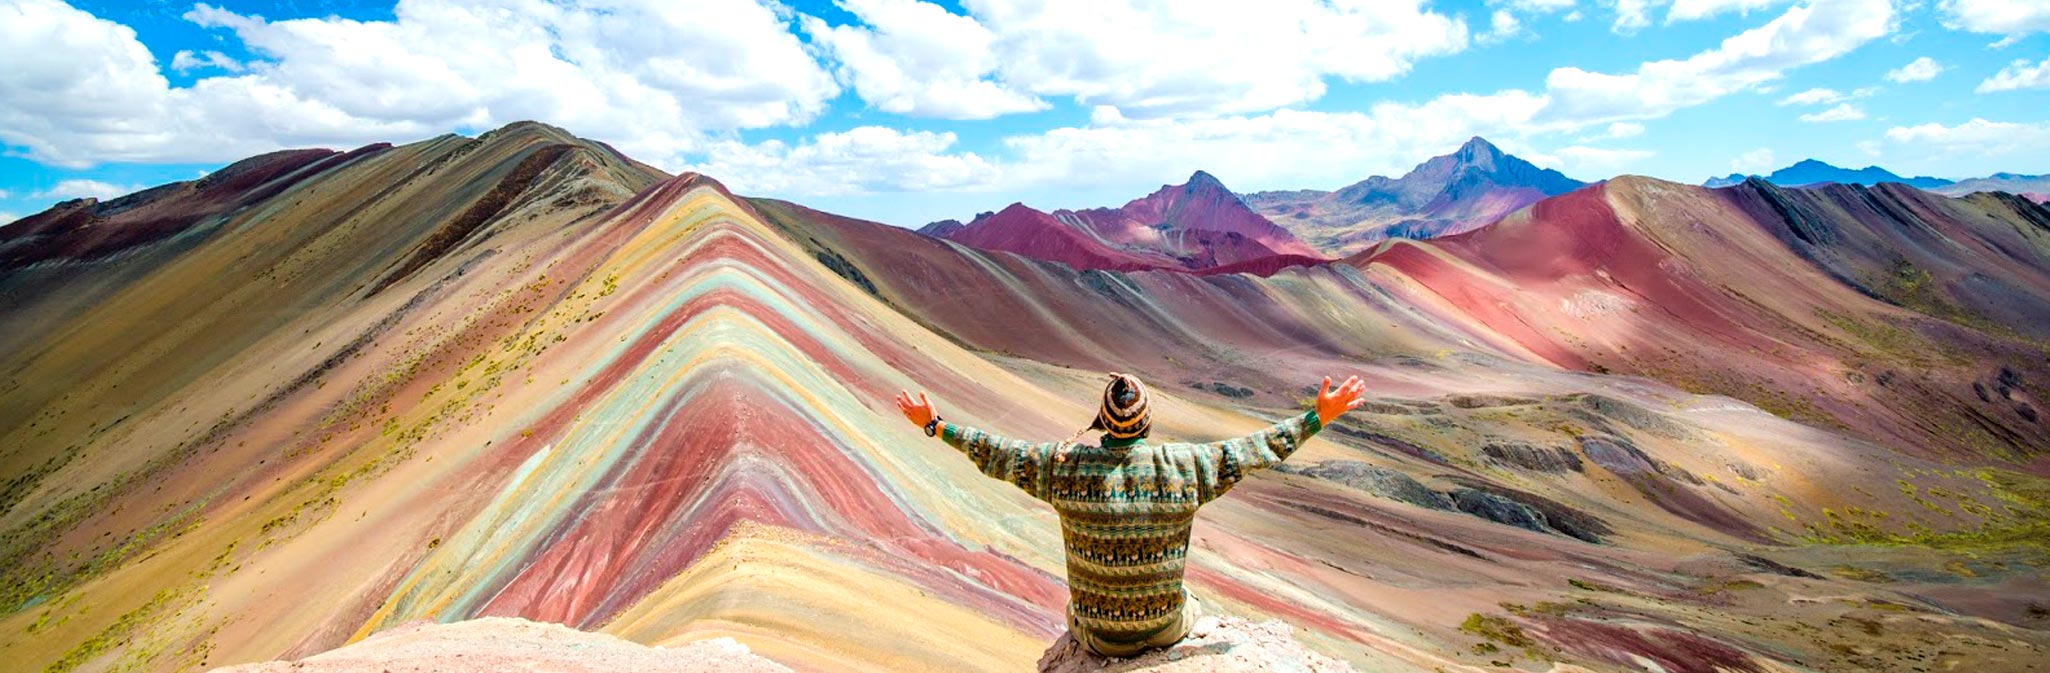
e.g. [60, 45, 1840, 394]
[1316, 375, 1366, 425]
[895, 389, 937, 429]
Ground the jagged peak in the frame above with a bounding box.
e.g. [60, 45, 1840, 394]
[1458, 135, 1502, 157]
[996, 201, 1041, 215]
[1185, 170, 1226, 190]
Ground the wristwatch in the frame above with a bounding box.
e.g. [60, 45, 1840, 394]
[924, 416, 943, 437]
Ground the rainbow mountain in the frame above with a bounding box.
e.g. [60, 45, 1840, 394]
[2, 122, 2048, 673]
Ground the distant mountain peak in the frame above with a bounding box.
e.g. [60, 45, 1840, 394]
[1707, 158, 1954, 190]
[932, 171, 1320, 271]
[916, 218, 965, 237]
[1244, 137, 1585, 254]
[1457, 136, 1503, 160]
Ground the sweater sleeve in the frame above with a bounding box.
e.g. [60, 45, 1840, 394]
[1189, 409, 1322, 504]
[939, 423, 1054, 502]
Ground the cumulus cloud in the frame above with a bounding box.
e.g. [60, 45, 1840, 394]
[0, 0, 1907, 202]
[170, 49, 242, 73]
[1578, 121, 1647, 140]
[1798, 102, 1866, 121]
[995, 93, 1559, 191]
[1481, 10, 1526, 43]
[1610, 0, 1659, 33]
[1884, 56, 1944, 82]
[687, 126, 1000, 196]
[0, 0, 838, 168]
[1978, 55, 2050, 91]
[806, 0, 1471, 120]
[798, 0, 1044, 120]
[1535, 0, 1896, 128]
[33, 178, 138, 200]
[1884, 118, 2050, 157]
[1776, 86, 1878, 105]
[1668, 0, 1792, 22]
[0, 212, 19, 226]
[1496, 0, 1578, 12]
[1939, 0, 2050, 43]
[863, 0, 1897, 193]
[1549, 145, 1656, 174]
[1732, 147, 1776, 172]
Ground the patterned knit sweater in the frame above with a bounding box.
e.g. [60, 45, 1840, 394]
[940, 409, 1323, 644]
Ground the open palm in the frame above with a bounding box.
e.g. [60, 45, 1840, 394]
[894, 389, 937, 428]
[1316, 375, 1367, 425]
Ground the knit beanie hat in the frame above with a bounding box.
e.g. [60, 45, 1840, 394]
[1089, 372, 1150, 439]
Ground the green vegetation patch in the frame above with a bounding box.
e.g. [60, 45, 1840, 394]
[1799, 469, 2050, 562]
[1461, 611, 1544, 660]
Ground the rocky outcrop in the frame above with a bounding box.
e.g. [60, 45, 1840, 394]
[1479, 440, 1583, 473]
[211, 618, 790, 673]
[1037, 617, 1358, 673]
[1275, 460, 1450, 510]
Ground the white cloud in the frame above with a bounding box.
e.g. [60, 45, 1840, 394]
[1611, 0, 1660, 33]
[997, 95, 1549, 191]
[1978, 55, 2050, 91]
[1731, 147, 1775, 173]
[1884, 56, 1944, 83]
[1535, 0, 1896, 128]
[1576, 121, 1647, 141]
[1779, 87, 1846, 105]
[1798, 102, 1866, 121]
[1885, 118, 2050, 157]
[0, 0, 839, 168]
[1776, 85, 1877, 105]
[1607, 121, 1647, 138]
[1788, 88, 1852, 106]
[0, 0, 1907, 205]
[1550, 145, 1656, 174]
[169, 49, 242, 72]
[1668, 0, 1792, 22]
[807, 0, 1471, 120]
[0, 212, 19, 226]
[687, 126, 1000, 196]
[1481, 10, 1526, 43]
[33, 178, 137, 200]
[1939, 0, 2050, 42]
[833, 0, 1895, 194]
[799, 0, 1044, 120]
[1496, 0, 1578, 12]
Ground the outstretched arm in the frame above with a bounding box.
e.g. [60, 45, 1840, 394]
[895, 389, 1053, 501]
[1191, 375, 1366, 503]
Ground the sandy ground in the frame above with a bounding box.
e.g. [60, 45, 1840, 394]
[1038, 617, 1362, 673]
[210, 618, 792, 673]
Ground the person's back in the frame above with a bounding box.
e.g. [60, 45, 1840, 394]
[896, 372, 1364, 657]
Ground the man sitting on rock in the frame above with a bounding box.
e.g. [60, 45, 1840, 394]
[894, 372, 1367, 657]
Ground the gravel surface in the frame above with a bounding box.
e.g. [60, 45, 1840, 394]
[1036, 617, 1361, 673]
[210, 617, 792, 673]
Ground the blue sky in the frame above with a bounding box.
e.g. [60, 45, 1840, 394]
[3, 0, 2049, 227]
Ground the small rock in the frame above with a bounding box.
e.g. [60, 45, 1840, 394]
[1036, 617, 1359, 673]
